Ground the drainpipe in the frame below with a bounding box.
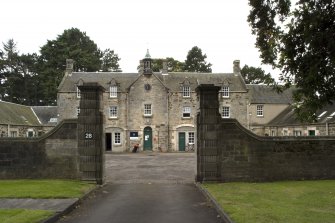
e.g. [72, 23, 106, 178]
[126, 92, 129, 151]
[326, 122, 329, 136]
[167, 89, 170, 151]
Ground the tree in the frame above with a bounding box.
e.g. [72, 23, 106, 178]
[184, 46, 212, 72]
[39, 28, 121, 104]
[241, 65, 274, 84]
[101, 49, 122, 72]
[151, 57, 185, 72]
[248, 0, 335, 121]
[0, 39, 41, 105]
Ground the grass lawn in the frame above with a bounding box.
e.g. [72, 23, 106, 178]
[0, 209, 54, 223]
[204, 180, 335, 223]
[0, 180, 95, 223]
[0, 179, 95, 198]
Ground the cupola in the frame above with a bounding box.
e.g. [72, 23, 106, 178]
[143, 49, 153, 75]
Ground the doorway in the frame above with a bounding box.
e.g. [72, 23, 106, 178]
[143, 127, 152, 150]
[105, 133, 112, 151]
[179, 132, 186, 151]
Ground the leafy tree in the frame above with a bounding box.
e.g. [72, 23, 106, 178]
[248, 0, 335, 121]
[184, 46, 212, 73]
[39, 28, 121, 104]
[241, 65, 274, 84]
[101, 49, 122, 72]
[151, 57, 185, 72]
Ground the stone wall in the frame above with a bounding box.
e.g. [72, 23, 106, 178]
[197, 84, 335, 182]
[0, 119, 79, 179]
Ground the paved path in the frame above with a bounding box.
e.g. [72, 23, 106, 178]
[58, 183, 222, 223]
[0, 198, 78, 211]
[58, 153, 223, 223]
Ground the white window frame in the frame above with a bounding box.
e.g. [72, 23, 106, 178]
[256, 105, 264, 117]
[76, 87, 81, 99]
[188, 132, 195, 144]
[293, 130, 302, 136]
[182, 106, 191, 118]
[27, 129, 35, 138]
[222, 86, 229, 98]
[109, 106, 118, 118]
[76, 107, 80, 116]
[10, 131, 18, 137]
[222, 106, 230, 118]
[182, 86, 191, 98]
[144, 104, 152, 116]
[114, 132, 121, 145]
[110, 86, 117, 98]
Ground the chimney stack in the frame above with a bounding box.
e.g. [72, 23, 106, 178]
[65, 59, 74, 76]
[162, 59, 168, 75]
[233, 60, 241, 76]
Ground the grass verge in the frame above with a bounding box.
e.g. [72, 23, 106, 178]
[0, 179, 95, 198]
[204, 180, 335, 223]
[0, 209, 54, 223]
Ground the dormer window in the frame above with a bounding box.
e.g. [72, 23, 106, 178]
[222, 86, 229, 98]
[110, 86, 117, 98]
[182, 86, 191, 98]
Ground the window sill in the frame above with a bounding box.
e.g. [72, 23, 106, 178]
[182, 117, 191, 119]
[144, 114, 152, 117]
[109, 117, 118, 120]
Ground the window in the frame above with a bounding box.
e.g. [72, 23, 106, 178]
[182, 86, 190, 97]
[271, 130, 276, 136]
[222, 86, 229, 98]
[308, 130, 315, 136]
[76, 87, 81, 98]
[293, 130, 302, 136]
[222, 106, 230, 118]
[27, 130, 34, 137]
[110, 86, 117, 98]
[10, 131, 17, 137]
[114, 132, 121, 144]
[283, 130, 288, 136]
[188, 132, 195, 144]
[144, 104, 152, 116]
[256, 105, 264, 117]
[76, 107, 80, 116]
[183, 106, 191, 118]
[109, 106, 118, 118]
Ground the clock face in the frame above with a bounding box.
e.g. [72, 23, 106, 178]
[144, 84, 151, 91]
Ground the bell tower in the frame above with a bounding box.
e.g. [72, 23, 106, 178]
[143, 49, 153, 75]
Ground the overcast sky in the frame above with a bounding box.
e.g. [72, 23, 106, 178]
[1, 0, 276, 76]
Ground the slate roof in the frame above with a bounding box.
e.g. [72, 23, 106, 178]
[268, 102, 335, 126]
[0, 101, 41, 126]
[58, 72, 248, 93]
[31, 106, 58, 126]
[247, 84, 294, 104]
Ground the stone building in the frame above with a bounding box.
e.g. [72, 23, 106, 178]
[57, 53, 254, 152]
[0, 100, 57, 137]
[264, 103, 335, 136]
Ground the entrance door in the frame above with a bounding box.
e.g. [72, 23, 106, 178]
[105, 133, 112, 151]
[143, 127, 152, 150]
[179, 132, 186, 151]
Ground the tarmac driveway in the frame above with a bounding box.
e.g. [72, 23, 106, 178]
[105, 152, 196, 184]
[58, 153, 223, 223]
